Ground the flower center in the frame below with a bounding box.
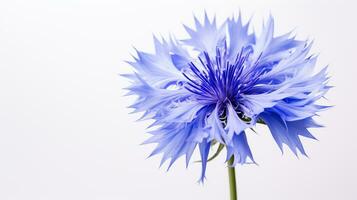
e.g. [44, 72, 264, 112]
[182, 47, 252, 104]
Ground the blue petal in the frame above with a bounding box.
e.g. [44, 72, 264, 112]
[226, 14, 254, 61]
[198, 139, 211, 183]
[252, 14, 274, 62]
[259, 111, 319, 156]
[226, 132, 255, 165]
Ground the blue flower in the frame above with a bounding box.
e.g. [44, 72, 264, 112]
[124, 13, 330, 182]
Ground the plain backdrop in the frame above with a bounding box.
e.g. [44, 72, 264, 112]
[0, 0, 356, 199]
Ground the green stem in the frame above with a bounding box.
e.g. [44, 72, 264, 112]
[228, 157, 237, 200]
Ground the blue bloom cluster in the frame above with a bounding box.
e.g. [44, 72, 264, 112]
[124, 13, 330, 182]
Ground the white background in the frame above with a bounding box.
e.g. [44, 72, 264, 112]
[0, 0, 356, 199]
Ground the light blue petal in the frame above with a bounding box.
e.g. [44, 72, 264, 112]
[225, 102, 250, 142]
[182, 12, 226, 56]
[205, 104, 227, 144]
[226, 14, 254, 61]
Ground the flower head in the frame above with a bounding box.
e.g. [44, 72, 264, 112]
[124, 13, 330, 182]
